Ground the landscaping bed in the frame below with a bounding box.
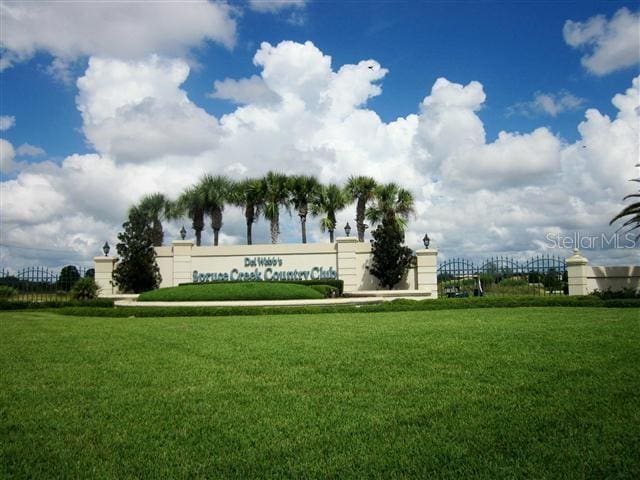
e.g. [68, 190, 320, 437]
[137, 281, 330, 302]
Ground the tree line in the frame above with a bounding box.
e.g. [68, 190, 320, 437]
[131, 173, 415, 247]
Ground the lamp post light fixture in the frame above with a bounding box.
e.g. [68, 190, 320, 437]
[344, 222, 352, 237]
[422, 233, 430, 249]
[180, 226, 187, 240]
[102, 241, 110, 256]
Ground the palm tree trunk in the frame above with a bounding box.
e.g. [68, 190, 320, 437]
[329, 229, 335, 243]
[152, 219, 163, 246]
[356, 199, 366, 242]
[246, 222, 253, 245]
[211, 208, 223, 246]
[193, 211, 204, 247]
[245, 206, 253, 245]
[301, 215, 307, 244]
[270, 210, 279, 244]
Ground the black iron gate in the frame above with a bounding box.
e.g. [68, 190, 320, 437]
[0, 266, 93, 302]
[437, 255, 567, 297]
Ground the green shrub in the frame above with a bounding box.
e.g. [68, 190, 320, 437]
[308, 285, 338, 298]
[138, 282, 324, 302]
[591, 287, 640, 300]
[0, 298, 114, 311]
[70, 277, 100, 301]
[0, 285, 17, 300]
[499, 277, 528, 287]
[54, 295, 640, 318]
[178, 279, 345, 295]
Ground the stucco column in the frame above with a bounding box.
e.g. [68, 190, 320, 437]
[566, 248, 589, 296]
[336, 237, 359, 293]
[172, 240, 194, 287]
[416, 249, 438, 298]
[94, 256, 118, 296]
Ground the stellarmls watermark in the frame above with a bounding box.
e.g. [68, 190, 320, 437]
[545, 232, 638, 250]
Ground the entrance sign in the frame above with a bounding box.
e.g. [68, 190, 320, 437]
[95, 237, 438, 296]
[193, 256, 338, 283]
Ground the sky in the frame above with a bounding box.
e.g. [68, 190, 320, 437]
[0, 0, 639, 271]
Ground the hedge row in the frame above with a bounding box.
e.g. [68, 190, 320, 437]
[178, 279, 345, 295]
[0, 298, 115, 311]
[52, 295, 640, 318]
[138, 282, 325, 302]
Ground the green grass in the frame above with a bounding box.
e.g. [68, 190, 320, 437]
[2, 308, 638, 478]
[138, 282, 324, 302]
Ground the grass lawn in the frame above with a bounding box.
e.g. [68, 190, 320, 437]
[137, 282, 325, 302]
[1, 308, 638, 478]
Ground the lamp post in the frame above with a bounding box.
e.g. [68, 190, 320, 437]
[422, 233, 430, 249]
[102, 241, 110, 256]
[344, 222, 352, 237]
[180, 226, 187, 240]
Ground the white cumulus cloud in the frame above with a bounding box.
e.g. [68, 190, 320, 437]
[210, 75, 281, 105]
[563, 7, 640, 75]
[0, 0, 237, 71]
[16, 143, 45, 157]
[77, 56, 221, 163]
[0, 115, 15, 131]
[0, 138, 16, 173]
[507, 91, 586, 117]
[249, 0, 307, 13]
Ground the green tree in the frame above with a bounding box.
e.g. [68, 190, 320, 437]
[289, 175, 320, 243]
[199, 174, 232, 246]
[57, 265, 80, 291]
[172, 185, 206, 246]
[112, 207, 162, 293]
[231, 178, 264, 245]
[262, 171, 291, 244]
[369, 214, 414, 290]
[345, 175, 377, 242]
[312, 183, 347, 243]
[132, 193, 170, 246]
[610, 164, 640, 241]
[366, 182, 415, 231]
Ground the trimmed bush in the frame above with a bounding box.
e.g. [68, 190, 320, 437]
[138, 282, 324, 302]
[70, 277, 100, 301]
[54, 295, 640, 318]
[591, 287, 640, 300]
[0, 298, 115, 311]
[178, 279, 345, 295]
[0, 285, 17, 300]
[308, 285, 338, 298]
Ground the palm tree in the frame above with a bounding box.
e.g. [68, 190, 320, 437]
[366, 183, 415, 231]
[171, 185, 207, 246]
[231, 178, 264, 245]
[610, 164, 640, 240]
[199, 174, 232, 246]
[289, 175, 320, 243]
[312, 183, 347, 243]
[130, 192, 170, 246]
[345, 175, 377, 242]
[261, 171, 291, 244]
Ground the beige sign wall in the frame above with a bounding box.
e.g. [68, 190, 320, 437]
[95, 237, 438, 296]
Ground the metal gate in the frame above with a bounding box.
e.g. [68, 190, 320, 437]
[0, 266, 93, 302]
[437, 255, 567, 297]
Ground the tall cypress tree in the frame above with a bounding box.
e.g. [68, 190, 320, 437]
[369, 214, 414, 290]
[112, 208, 161, 293]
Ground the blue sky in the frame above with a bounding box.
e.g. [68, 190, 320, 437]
[1, 0, 639, 268]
